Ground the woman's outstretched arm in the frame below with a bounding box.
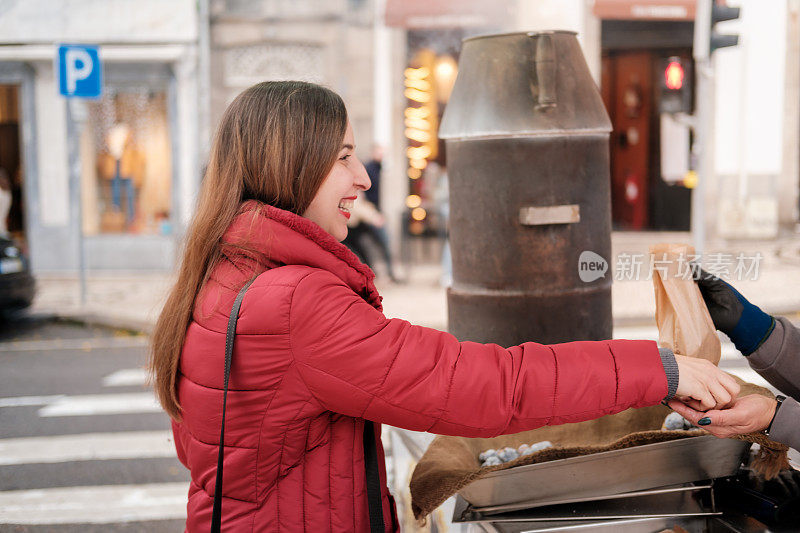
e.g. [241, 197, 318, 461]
[289, 269, 733, 437]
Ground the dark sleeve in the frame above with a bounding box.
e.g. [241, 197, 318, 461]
[748, 317, 800, 400]
[768, 396, 800, 451]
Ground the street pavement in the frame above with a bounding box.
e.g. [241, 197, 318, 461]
[0, 316, 186, 531]
[1, 313, 795, 530]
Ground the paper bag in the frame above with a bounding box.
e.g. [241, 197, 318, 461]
[650, 243, 721, 364]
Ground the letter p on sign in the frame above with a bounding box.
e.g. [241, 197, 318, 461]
[58, 45, 102, 98]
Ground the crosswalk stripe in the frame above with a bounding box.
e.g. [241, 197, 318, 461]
[38, 392, 161, 417]
[102, 368, 148, 387]
[0, 337, 148, 352]
[0, 482, 188, 524]
[0, 395, 66, 408]
[0, 430, 175, 465]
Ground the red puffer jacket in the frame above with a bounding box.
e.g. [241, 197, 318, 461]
[172, 201, 669, 531]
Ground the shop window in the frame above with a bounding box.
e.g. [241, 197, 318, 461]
[81, 88, 172, 235]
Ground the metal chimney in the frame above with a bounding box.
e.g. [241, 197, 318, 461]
[440, 31, 614, 346]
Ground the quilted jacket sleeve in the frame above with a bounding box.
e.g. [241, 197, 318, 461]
[289, 270, 669, 437]
[748, 317, 800, 449]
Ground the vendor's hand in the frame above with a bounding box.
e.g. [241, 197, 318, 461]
[674, 355, 740, 410]
[693, 268, 774, 355]
[668, 394, 777, 438]
[693, 268, 742, 335]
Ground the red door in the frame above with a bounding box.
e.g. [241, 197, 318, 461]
[601, 52, 653, 230]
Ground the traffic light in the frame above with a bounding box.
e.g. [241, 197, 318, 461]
[659, 57, 692, 114]
[693, 0, 741, 61]
[710, 3, 740, 53]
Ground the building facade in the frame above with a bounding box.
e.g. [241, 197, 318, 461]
[384, 0, 800, 243]
[1, 0, 796, 277]
[0, 0, 202, 272]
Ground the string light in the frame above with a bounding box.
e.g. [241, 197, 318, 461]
[404, 88, 431, 103]
[411, 207, 427, 221]
[407, 146, 432, 160]
[405, 194, 422, 209]
[405, 128, 431, 143]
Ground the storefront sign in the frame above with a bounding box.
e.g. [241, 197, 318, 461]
[385, 0, 512, 29]
[593, 0, 695, 21]
[58, 44, 102, 98]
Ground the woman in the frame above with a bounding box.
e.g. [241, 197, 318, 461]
[150, 81, 740, 531]
[669, 271, 799, 450]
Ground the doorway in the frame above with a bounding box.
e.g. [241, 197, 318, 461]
[601, 51, 654, 230]
[600, 19, 695, 231]
[0, 85, 25, 245]
[601, 49, 694, 231]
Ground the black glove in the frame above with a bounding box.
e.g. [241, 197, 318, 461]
[694, 268, 775, 355]
[694, 268, 744, 334]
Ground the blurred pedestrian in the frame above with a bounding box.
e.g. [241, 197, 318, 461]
[149, 81, 739, 531]
[433, 166, 451, 286]
[668, 271, 799, 451]
[0, 169, 11, 238]
[342, 190, 399, 282]
[355, 144, 400, 282]
[364, 144, 383, 209]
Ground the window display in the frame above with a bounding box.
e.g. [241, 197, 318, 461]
[81, 88, 172, 235]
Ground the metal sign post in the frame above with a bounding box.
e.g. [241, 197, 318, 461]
[692, 0, 741, 254]
[692, 1, 712, 256]
[691, 60, 712, 256]
[58, 44, 102, 306]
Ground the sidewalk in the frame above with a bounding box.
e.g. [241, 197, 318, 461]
[30, 232, 800, 334]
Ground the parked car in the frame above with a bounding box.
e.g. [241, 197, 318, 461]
[0, 235, 35, 312]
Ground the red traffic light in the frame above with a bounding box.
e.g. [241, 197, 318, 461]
[665, 61, 684, 90]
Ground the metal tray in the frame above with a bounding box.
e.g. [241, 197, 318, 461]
[454, 484, 715, 522]
[458, 435, 750, 512]
[466, 516, 712, 533]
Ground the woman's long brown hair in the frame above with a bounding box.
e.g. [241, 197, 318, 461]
[149, 81, 348, 420]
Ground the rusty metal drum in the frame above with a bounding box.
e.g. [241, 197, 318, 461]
[440, 31, 613, 346]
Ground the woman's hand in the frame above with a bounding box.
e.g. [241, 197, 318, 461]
[668, 394, 777, 438]
[673, 355, 740, 410]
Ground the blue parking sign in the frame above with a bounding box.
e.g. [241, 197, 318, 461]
[58, 44, 102, 98]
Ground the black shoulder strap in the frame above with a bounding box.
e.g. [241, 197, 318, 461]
[211, 277, 256, 533]
[363, 420, 386, 533]
[210, 277, 385, 532]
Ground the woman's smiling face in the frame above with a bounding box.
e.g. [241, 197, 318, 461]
[302, 122, 370, 241]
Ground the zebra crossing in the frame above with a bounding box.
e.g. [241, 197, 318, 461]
[0, 483, 188, 526]
[0, 331, 189, 531]
[0, 322, 786, 529]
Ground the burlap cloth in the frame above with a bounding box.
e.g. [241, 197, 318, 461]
[409, 377, 789, 520]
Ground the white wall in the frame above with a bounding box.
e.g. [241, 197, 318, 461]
[712, 0, 787, 237]
[33, 63, 70, 228]
[714, 0, 786, 179]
